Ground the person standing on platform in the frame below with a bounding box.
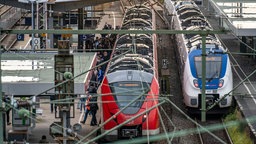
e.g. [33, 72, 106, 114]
[97, 66, 104, 86]
[4, 95, 11, 125]
[39, 135, 49, 143]
[90, 96, 98, 126]
[91, 69, 98, 88]
[79, 94, 86, 113]
[80, 95, 92, 124]
[50, 95, 57, 113]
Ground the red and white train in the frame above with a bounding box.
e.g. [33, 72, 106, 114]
[99, 4, 159, 141]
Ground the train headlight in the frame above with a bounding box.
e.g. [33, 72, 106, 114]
[191, 99, 197, 105]
[112, 115, 118, 123]
[142, 114, 147, 122]
[218, 79, 224, 88]
[220, 98, 227, 105]
[193, 79, 199, 88]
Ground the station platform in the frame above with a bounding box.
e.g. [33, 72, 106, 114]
[2, 52, 97, 96]
[5, 97, 101, 143]
[2, 51, 98, 143]
[94, 1, 123, 37]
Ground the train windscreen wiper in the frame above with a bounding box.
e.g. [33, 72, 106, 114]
[207, 71, 218, 82]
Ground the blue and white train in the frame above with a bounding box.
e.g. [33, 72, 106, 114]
[164, 0, 233, 114]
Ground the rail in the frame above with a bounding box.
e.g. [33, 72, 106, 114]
[9, 26, 30, 49]
[195, 118, 232, 144]
[1, 10, 30, 50]
[222, 119, 234, 144]
[146, 0, 165, 23]
[0, 6, 12, 17]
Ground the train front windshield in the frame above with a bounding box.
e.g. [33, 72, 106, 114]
[194, 56, 222, 79]
[110, 82, 150, 108]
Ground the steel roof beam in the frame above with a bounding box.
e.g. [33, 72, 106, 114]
[0, 0, 118, 12]
[213, 0, 256, 3]
[0, 29, 229, 35]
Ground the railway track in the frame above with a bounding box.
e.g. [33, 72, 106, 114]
[120, 0, 133, 13]
[196, 118, 233, 144]
[0, 5, 12, 17]
[145, 0, 165, 23]
[1, 10, 30, 50]
[1, 24, 30, 50]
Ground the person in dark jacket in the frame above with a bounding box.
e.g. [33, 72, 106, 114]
[39, 135, 49, 143]
[97, 66, 104, 86]
[90, 96, 98, 126]
[4, 95, 11, 125]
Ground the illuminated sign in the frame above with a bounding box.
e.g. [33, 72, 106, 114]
[194, 56, 221, 61]
[119, 83, 140, 87]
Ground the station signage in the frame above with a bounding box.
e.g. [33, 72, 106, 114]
[17, 34, 25, 41]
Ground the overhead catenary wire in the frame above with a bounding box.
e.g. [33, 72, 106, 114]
[159, 105, 175, 143]
[76, 81, 160, 143]
[2, 5, 256, 143]
[83, 100, 166, 144]
[112, 97, 229, 144]
[114, 114, 256, 144]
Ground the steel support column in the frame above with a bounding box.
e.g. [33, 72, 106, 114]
[48, 4, 54, 48]
[0, 44, 3, 144]
[78, 8, 84, 52]
[31, 1, 35, 51]
[201, 34, 206, 122]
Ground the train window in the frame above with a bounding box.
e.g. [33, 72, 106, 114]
[110, 82, 150, 108]
[194, 56, 222, 79]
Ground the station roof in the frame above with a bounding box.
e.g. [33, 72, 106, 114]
[0, 0, 118, 12]
[2, 52, 96, 96]
[210, 0, 256, 36]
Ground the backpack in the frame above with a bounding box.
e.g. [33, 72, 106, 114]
[90, 97, 98, 111]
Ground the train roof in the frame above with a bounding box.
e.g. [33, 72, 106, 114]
[179, 10, 204, 20]
[172, 0, 226, 52]
[116, 33, 152, 46]
[174, 1, 195, 10]
[126, 6, 152, 16]
[124, 13, 151, 21]
[113, 32, 153, 57]
[181, 17, 208, 28]
[106, 4, 156, 77]
[122, 18, 152, 29]
[108, 54, 153, 74]
[176, 4, 200, 15]
[107, 70, 153, 84]
[128, 4, 151, 12]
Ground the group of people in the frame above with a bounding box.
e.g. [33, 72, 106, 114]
[77, 23, 116, 127]
[82, 23, 117, 53]
[78, 35, 113, 126]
